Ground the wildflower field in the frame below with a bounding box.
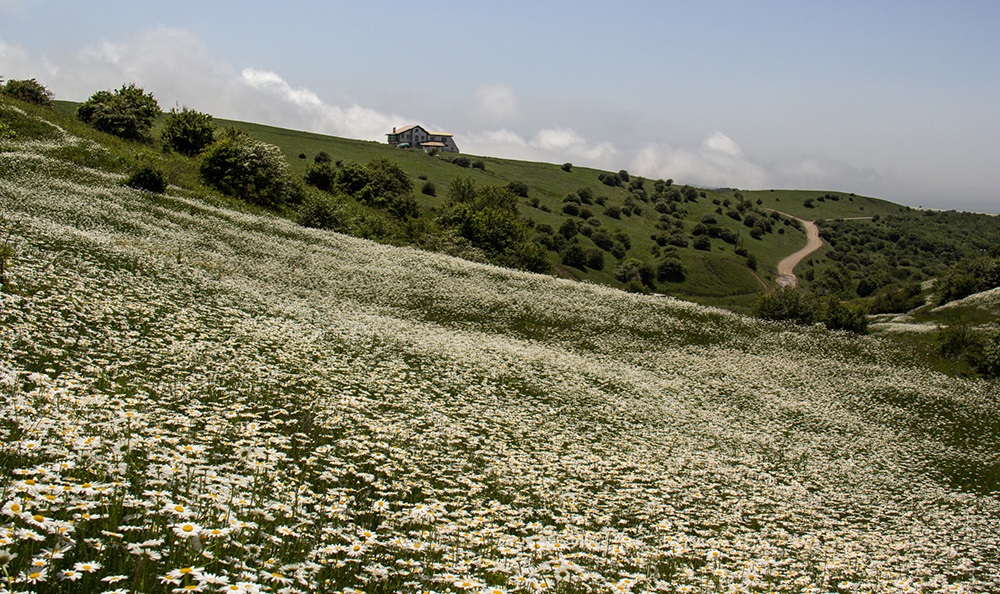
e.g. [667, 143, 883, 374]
[2, 104, 1000, 593]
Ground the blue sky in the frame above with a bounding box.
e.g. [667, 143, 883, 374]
[3, 0, 999, 212]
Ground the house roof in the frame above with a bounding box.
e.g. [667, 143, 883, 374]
[388, 125, 453, 137]
[390, 124, 420, 135]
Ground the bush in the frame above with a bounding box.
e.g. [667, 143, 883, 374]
[305, 163, 337, 193]
[297, 194, 347, 231]
[421, 181, 436, 196]
[77, 84, 161, 141]
[656, 258, 686, 282]
[820, 297, 868, 334]
[200, 128, 301, 208]
[452, 156, 471, 168]
[162, 107, 215, 156]
[585, 248, 605, 271]
[123, 165, 167, 194]
[561, 203, 580, 216]
[667, 233, 690, 248]
[561, 244, 588, 269]
[755, 288, 816, 325]
[561, 162, 572, 172]
[559, 220, 579, 240]
[692, 236, 711, 251]
[507, 181, 529, 198]
[314, 151, 332, 164]
[1, 78, 53, 105]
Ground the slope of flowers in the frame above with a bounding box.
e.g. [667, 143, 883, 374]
[2, 107, 999, 593]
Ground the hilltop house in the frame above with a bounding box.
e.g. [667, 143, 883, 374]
[386, 125, 459, 153]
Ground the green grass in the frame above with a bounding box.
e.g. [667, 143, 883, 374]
[4, 99, 1000, 592]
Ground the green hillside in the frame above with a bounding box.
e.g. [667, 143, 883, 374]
[3, 88, 1000, 592]
[44, 99, 914, 314]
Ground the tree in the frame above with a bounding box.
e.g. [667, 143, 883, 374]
[561, 162, 572, 172]
[124, 165, 167, 194]
[162, 107, 215, 156]
[77, 84, 161, 141]
[200, 128, 302, 208]
[561, 244, 588, 269]
[1, 78, 53, 105]
[755, 288, 816, 325]
[656, 258, 686, 282]
[440, 179, 548, 273]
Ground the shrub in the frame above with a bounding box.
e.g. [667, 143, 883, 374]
[305, 163, 337, 193]
[314, 151, 332, 164]
[605, 205, 622, 219]
[585, 248, 605, 271]
[1, 78, 53, 105]
[693, 236, 711, 251]
[820, 297, 868, 334]
[472, 160, 486, 170]
[452, 156, 471, 168]
[559, 220, 579, 240]
[656, 258, 686, 283]
[200, 129, 301, 208]
[297, 194, 348, 231]
[421, 181, 437, 196]
[561, 244, 588, 269]
[507, 181, 529, 198]
[756, 288, 816, 325]
[561, 162, 572, 172]
[598, 172, 622, 187]
[667, 233, 690, 248]
[77, 84, 161, 141]
[561, 203, 580, 216]
[162, 107, 215, 156]
[123, 165, 167, 194]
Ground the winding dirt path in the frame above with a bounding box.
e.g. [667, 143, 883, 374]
[774, 213, 822, 288]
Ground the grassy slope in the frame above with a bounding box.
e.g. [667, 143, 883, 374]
[45, 100, 922, 314]
[4, 95, 1000, 592]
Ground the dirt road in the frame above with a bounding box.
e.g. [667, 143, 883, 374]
[775, 214, 822, 288]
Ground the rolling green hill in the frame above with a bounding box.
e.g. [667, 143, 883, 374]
[43, 99, 917, 314]
[3, 95, 1000, 592]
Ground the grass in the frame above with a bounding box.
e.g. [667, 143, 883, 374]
[3, 93, 1000, 593]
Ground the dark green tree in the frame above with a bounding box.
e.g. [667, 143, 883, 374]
[162, 107, 215, 156]
[77, 84, 161, 141]
[199, 128, 302, 208]
[755, 288, 816, 325]
[1, 78, 53, 105]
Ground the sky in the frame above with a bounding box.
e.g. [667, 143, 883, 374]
[2, 0, 999, 213]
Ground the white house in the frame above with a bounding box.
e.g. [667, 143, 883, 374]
[386, 125, 459, 153]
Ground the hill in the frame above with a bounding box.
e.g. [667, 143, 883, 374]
[43, 99, 917, 314]
[4, 92, 1000, 591]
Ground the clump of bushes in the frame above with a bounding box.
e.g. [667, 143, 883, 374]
[161, 107, 215, 156]
[77, 84, 160, 141]
[755, 288, 868, 334]
[1, 78, 53, 105]
[123, 165, 167, 194]
[200, 128, 302, 208]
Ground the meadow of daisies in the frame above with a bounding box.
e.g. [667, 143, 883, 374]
[2, 104, 999, 593]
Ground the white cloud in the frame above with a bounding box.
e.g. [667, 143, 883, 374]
[703, 130, 743, 158]
[461, 126, 619, 168]
[630, 132, 768, 189]
[0, 29, 408, 142]
[472, 83, 519, 121]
